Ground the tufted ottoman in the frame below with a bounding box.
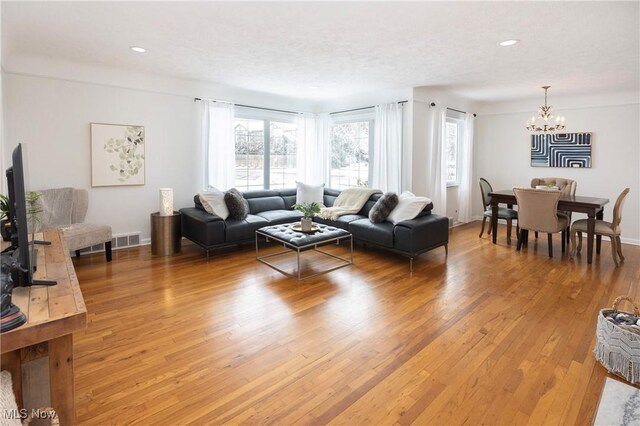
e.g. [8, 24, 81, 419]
[62, 223, 112, 261]
[255, 223, 352, 280]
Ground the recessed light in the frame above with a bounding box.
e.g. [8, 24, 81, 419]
[130, 46, 146, 53]
[309, 86, 319, 89]
[499, 39, 519, 47]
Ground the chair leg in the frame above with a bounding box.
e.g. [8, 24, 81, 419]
[548, 233, 553, 257]
[561, 229, 566, 253]
[524, 229, 529, 244]
[488, 222, 492, 235]
[610, 235, 619, 267]
[506, 219, 512, 244]
[535, 231, 538, 239]
[75, 250, 81, 258]
[105, 241, 112, 262]
[577, 232, 583, 254]
[616, 236, 625, 262]
[517, 229, 523, 251]
[479, 217, 487, 238]
[570, 228, 577, 257]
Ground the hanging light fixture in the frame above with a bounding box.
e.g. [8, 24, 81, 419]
[526, 86, 566, 133]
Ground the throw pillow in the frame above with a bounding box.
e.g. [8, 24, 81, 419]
[198, 187, 229, 220]
[369, 192, 399, 223]
[224, 188, 250, 220]
[387, 191, 432, 224]
[296, 181, 324, 205]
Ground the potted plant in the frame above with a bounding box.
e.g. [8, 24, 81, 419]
[292, 202, 321, 232]
[0, 194, 11, 241]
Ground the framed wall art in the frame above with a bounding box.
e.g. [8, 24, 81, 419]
[531, 132, 592, 168]
[91, 123, 145, 186]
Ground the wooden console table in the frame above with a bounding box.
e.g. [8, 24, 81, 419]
[0, 229, 87, 425]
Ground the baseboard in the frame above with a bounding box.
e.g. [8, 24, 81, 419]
[469, 217, 639, 246]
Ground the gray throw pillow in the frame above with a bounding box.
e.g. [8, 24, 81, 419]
[369, 192, 399, 223]
[224, 188, 249, 220]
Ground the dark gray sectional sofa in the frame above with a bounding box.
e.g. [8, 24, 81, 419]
[180, 188, 449, 268]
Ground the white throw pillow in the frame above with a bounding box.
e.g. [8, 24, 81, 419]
[296, 181, 324, 205]
[198, 187, 229, 220]
[387, 191, 431, 224]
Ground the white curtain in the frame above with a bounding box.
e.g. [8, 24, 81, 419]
[296, 113, 330, 185]
[202, 101, 235, 190]
[457, 113, 475, 223]
[425, 106, 448, 216]
[371, 103, 403, 193]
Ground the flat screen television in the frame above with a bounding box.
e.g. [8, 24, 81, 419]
[4, 143, 55, 286]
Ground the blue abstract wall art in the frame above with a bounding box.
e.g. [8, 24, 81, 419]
[531, 132, 592, 168]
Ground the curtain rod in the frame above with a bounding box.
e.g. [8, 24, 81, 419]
[330, 100, 408, 116]
[194, 97, 301, 115]
[430, 102, 477, 117]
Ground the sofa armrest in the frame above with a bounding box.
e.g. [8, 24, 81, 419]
[180, 207, 225, 247]
[393, 214, 449, 256]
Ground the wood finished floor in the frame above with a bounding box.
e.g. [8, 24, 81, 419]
[72, 222, 640, 425]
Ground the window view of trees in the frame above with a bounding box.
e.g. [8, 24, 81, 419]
[330, 121, 372, 189]
[445, 120, 459, 185]
[234, 118, 297, 191]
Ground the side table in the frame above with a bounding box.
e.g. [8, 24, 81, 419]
[150, 212, 181, 255]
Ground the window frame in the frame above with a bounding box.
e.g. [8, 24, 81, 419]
[445, 115, 463, 188]
[234, 108, 298, 191]
[329, 110, 375, 190]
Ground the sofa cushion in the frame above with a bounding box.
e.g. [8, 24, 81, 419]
[198, 188, 229, 220]
[225, 188, 250, 220]
[348, 218, 395, 248]
[387, 191, 432, 224]
[313, 214, 365, 230]
[224, 214, 269, 241]
[278, 188, 297, 210]
[369, 192, 399, 223]
[256, 209, 304, 225]
[247, 196, 286, 214]
[297, 182, 324, 205]
[323, 188, 341, 207]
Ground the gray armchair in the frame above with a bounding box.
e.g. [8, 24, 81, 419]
[36, 188, 112, 261]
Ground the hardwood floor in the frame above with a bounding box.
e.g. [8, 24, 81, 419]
[72, 222, 640, 425]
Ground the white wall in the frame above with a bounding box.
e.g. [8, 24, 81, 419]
[474, 98, 640, 244]
[3, 73, 201, 242]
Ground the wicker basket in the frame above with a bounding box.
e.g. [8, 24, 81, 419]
[595, 296, 640, 384]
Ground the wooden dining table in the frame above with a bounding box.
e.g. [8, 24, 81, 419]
[489, 190, 609, 264]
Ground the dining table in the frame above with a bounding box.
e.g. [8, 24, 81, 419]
[488, 189, 609, 264]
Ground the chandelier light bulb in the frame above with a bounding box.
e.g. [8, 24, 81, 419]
[525, 86, 566, 133]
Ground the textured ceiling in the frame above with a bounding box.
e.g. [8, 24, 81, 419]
[2, 1, 639, 102]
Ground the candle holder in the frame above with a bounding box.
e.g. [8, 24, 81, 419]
[159, 188, 173, 216]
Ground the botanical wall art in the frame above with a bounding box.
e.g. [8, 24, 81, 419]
[91, 123, 145, 186]
[531, 132, 592, 168]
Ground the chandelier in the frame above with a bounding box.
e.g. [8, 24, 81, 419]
[526, 86, 566, 133]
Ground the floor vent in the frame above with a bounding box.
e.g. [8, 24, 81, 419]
[77, 232, 141, 255]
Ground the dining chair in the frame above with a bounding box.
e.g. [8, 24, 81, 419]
[530, 177, 576, 246]
[513, 187, 569, 257]
[570, 188, 630, 267]
[479, 178, 518, 244]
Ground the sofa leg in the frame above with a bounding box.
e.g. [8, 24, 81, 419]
[105, 241, 112, 262]
[444, 244, 448, 256]
[409, 257, 413, 273]
[75, 250, 81, 258]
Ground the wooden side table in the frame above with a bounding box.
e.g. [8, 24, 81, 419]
[150, 212, 181, 255]
[0, 230, 87, 425]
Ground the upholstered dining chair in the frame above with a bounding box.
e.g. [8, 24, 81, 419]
[570, 188, 630, 267]
[530, 177, 576, 246]
[479, 178, 518, 244]
[513, 188, 569, 257]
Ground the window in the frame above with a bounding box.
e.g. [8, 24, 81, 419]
[330, 120, 373, 190]
[234, 115, 297, 191]
[445, 117, 462, 187]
